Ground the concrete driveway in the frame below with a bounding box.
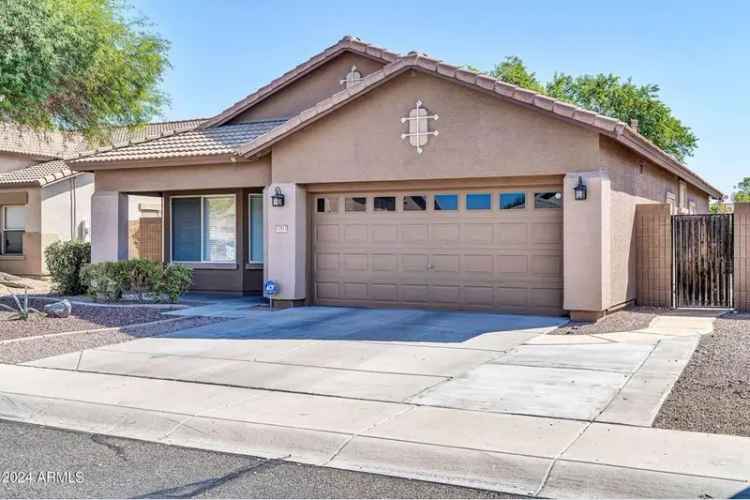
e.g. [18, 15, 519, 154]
[2, 303, 749, 498]
[24, 306, 564, 402]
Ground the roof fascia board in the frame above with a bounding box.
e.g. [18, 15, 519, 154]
[200, 37, 398, 129]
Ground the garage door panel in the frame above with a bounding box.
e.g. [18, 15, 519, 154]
[342, 253, 368, 272]
[401, 224, 429, 242]
[401, 254, 429, 272]
[343, 224, 368, 242]
[463, 254, 494, 273]
[312, 187, 563, 315]
[495, 223, 528, 245]
[462, 223, 494, 244]
[343, 282, 369, 300]
[495, 255, 529, 274]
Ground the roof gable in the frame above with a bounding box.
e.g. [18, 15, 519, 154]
[235, 52, 721, 199]
[199, 36, 399, 129]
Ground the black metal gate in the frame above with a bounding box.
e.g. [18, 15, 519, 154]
[673, 214, 734, 308]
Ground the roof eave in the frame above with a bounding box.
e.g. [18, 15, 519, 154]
[72, 152, 240, 171]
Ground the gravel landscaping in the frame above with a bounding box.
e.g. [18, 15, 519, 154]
[550, 306, 666, 335]
[0, 316, 225, 365]
[654, 312, 750, 437]
[0, 297, 173, 341]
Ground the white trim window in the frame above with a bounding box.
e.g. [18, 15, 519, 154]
[171, 195, 236, 263]
[1, 205, 25, 255]
[679, 181, 688, 214]
[248, 193, 264, 264]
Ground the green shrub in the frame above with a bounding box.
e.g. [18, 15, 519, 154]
[155, 264, 193, 303]
[45, 240, 91, 295]
[80, 260, 192, 303]
[80, 261, 128, 302]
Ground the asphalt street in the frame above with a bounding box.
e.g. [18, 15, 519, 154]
[0, 419, 517, 498]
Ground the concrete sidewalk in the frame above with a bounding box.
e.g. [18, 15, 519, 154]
[0, 362, 748, 498]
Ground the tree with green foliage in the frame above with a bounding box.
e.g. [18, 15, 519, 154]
[478, 56, 697, 162]
[734, 177, 750, 203]
[0, 0, 170, 140]
[490, 56, 544, 94]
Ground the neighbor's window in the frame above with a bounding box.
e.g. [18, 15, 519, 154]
[403, 195, 427, 211]
[666, 192, 677, 215]
[688, 200, 697, 215]
[500, 192, 526, 210]
[534, 192, 562, 209]
[466, 193, 491, 210]
[434, 194, 458, 211]
[171, 195, 236, 263]
[373, 196, 396, 212]
[345, 197, 367, 212]
[248, 194, 264, 264]
[2, 206, 25, 255]
[679, 181, 688, 212]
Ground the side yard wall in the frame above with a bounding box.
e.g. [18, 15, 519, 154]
[600, 136, 710, 311]
[736, 203, 750, 312]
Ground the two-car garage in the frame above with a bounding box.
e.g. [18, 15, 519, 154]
[310, 185, 564, 315]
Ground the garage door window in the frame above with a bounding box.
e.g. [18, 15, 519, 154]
[316, 197, 338, 213]
[466, 193, 491, 210]
[500, 192, 526, 210]
[534, 192, 562, 209]
[434, 194, 458, 211]
[373, 196, 396, 212]
[403, 195, 426, 211]
[345, 197, 367, 212]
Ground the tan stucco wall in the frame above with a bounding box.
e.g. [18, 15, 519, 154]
[40, 174, 95, 273]
[600, 136, 710, 310]
[0, 152, 40, 174]
[229, 51, 385, 123]
[0, 186, 42, 276]
[271, 71, 600, 184]
[93, 158, 270, 193]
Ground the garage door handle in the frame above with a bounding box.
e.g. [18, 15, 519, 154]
[427, 264, 434, 270]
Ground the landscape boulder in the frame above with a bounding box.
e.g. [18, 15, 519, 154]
[44, 300, 72, 318]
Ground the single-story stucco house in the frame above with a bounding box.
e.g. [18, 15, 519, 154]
[0, 120, 202, 277]
[70, 36, 722, 319]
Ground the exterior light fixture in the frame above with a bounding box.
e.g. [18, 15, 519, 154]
[574, 176, 587, 201]
[271, 186, 285, 207]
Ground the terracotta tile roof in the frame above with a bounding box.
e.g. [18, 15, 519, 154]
[235, 51, 722, 199]
[0, 123, 86, 159]
[70, 119, 286, 163]
[199, 35, 399, 129]
[0, 118, 208, 184]
[0, 159, 75, 186]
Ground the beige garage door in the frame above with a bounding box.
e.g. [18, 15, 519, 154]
[311, 187, 564, 315]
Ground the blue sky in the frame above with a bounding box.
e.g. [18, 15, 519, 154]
[131, 0, 748, 198]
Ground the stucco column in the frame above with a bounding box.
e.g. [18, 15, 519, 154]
[735, 202, 750, 312]
[91, 191, 128, 263]
[563, 170, 611, 320]
[264, 183, 307, 304]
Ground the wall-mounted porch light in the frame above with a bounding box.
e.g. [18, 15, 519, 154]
[271, 186, 285, 207]
[574, 176, 587, 201]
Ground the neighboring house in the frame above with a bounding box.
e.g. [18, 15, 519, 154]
[71, 36, 722, 319]
[0, 119, 203, 277]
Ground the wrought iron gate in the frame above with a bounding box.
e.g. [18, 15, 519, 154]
[672, 214, 734, 308]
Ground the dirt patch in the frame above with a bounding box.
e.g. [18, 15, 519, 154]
[0, 297, 172, 341]
[550, 306, 666, 335]
[0, 316, 225, 365]
[654, 312, 750, 437]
